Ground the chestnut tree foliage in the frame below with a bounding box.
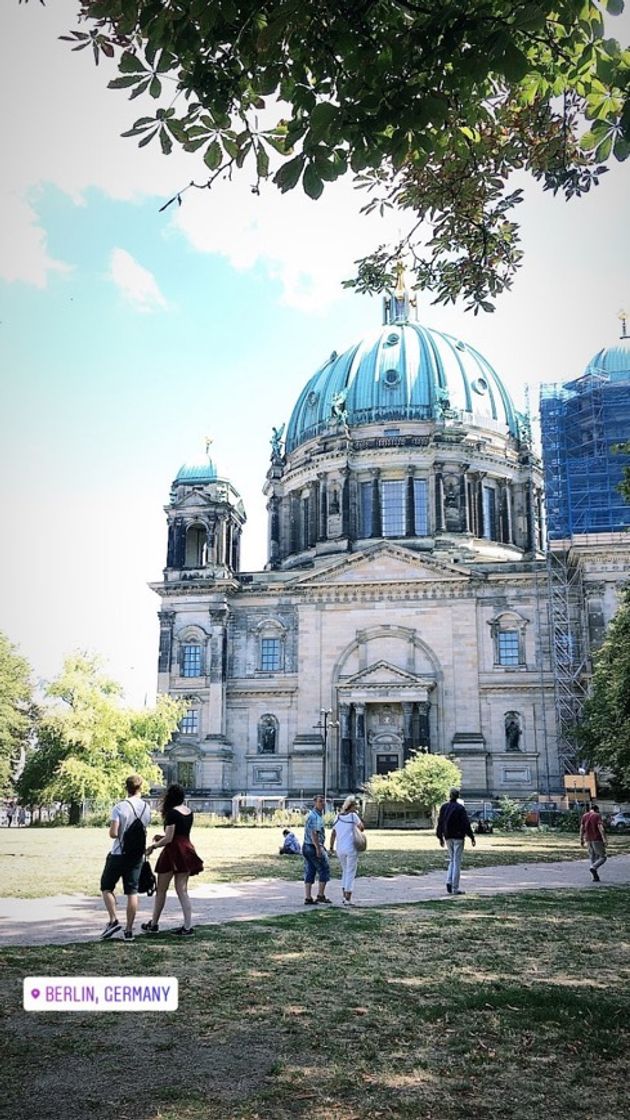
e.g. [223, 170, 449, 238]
[22, 0, 630, 310]
[578, 586, 630, 795]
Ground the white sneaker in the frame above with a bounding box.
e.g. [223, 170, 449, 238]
[342, 897, 352, 907]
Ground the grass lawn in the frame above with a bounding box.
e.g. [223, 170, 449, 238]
[1, 888, 629, 1119]
[2, 824, 629, 898]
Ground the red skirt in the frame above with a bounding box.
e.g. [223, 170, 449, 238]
[155, 834, 204, 876]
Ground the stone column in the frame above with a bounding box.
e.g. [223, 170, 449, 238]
[460, 469, 470, 533]
[370, 469, 382, 538]
[341, 469, 350, 539]
[268, 496, 280, 566]
[406, 473, 415, 537]
[417, 702, 431, 751]
[339, 702, 352, 791]
[435, 467, 445, 532]
[318, 473, 328, 541]
[402, 701, 414, 761]
[354, 703, 367, 785]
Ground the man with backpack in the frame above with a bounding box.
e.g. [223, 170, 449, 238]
[100, 774, 151, 941]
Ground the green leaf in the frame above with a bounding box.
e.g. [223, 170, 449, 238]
[274, 154, 305, 192]
[497, 43, 530, 82]
[138, 128, 158, 148]
[303, 163, 324, 199]
[595, 132, 614, 160]
[149, 76, 162, 99]
[108, 75, 145, 89]
[613, 134, 630, 160]
[222, 137, 240, 159]
[309, 102, 339, 143]
[159, 128, 173, 155]
[601, 0, 624, 14]
[119, 51, 147, 74]
[423, 95, 449, 125]
[204, 140, 222, 169]
[256, 144, 270, 178]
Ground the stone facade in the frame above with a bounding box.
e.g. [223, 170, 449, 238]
[152, 307, 629, 809]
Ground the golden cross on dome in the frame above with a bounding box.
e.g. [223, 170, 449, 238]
[618, 309, 628, 340]
[204, 436, 213, 457]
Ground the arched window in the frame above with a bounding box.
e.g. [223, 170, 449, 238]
[185, 524, 207, 567]
[505, 712, 523, 752]
[258, 714, 278, 754]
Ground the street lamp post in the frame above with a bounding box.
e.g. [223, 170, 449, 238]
[314, 708, 340, 811]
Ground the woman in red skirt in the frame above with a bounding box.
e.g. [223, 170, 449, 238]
[141, 784, 204, 936]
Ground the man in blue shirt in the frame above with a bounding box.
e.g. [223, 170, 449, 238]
[279, 828, 301, 855]
[302, 794, 332, 904]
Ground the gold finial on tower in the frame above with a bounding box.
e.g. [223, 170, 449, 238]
[618, 309, 628, 340]
[204, 435, 213, 457]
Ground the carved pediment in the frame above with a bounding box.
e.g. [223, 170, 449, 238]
[290, 543, 472, 587]
[340, 660, 436, 690]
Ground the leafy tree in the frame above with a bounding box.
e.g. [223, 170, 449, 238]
[577, 585, 630, 794]
[16, 654, 182, 823]
[22, 0, 630, 311]
[0, 632, 36, 795]
[366, 751, 462, 812]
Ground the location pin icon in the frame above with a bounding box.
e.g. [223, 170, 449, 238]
[31, 988, 40, 999]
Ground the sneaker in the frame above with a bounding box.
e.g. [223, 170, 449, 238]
[446, 884, 453, 894]
[315, 896, 333, 904]
[123, 929, 134, 942]
[342, 897, 351, 907]
[141, 921, 159, 933]
[173, 926, 194, 936]
[100, 920, 121, 940]
[304, 898, 316, 905]
[590, 868, 600, 882]
[452, 890, 466, 896]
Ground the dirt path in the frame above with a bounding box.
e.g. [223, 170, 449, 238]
[1, 854, 628, 946]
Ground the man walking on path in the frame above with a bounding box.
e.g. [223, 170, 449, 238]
[580, 802, 607, 882]
[302, 794, 332, 905]
[436, 788, 476, 895]
[100, 774, 151, 941]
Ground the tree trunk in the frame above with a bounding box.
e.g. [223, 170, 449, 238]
[68, 800, 81, 825]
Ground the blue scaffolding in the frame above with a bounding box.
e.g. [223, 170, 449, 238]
[540, 369, 630, 539]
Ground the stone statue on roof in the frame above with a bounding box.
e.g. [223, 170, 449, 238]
[270, 423, 285, 463]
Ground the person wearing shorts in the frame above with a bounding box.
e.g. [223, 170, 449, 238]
[302, 794, 331, 905]
[100, 774, 151, 942]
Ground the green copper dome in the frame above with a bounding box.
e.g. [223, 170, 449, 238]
[286, 319, 519, 453]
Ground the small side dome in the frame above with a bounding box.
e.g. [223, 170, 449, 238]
[174, 439, 218, 484]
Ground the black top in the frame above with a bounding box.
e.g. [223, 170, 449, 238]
[165, 808, 194, 838]
[436, 801, 474, 843]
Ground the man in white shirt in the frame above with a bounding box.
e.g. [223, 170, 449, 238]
[100, 774, 151, 942]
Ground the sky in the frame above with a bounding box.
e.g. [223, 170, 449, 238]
[1, 0, 629, 707]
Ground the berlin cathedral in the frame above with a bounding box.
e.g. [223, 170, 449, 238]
[151, 273, 630, 810]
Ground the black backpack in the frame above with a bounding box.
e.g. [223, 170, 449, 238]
[120, 800, 147, 862]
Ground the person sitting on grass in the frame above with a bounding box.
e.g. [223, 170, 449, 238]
[279, 828, 301, 855]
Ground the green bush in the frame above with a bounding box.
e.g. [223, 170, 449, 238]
[494, 796, 526, 831]
[551, 809, 582, 833]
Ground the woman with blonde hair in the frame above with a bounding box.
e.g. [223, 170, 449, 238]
[329, 795, 365, 906]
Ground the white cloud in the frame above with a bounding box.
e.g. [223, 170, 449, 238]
[0, 192, 71, 287]
[109, 248, 167, 312]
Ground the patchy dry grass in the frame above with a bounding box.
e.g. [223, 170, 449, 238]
[1, 889, 629, 1119]
[3, 826, 629, 899]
